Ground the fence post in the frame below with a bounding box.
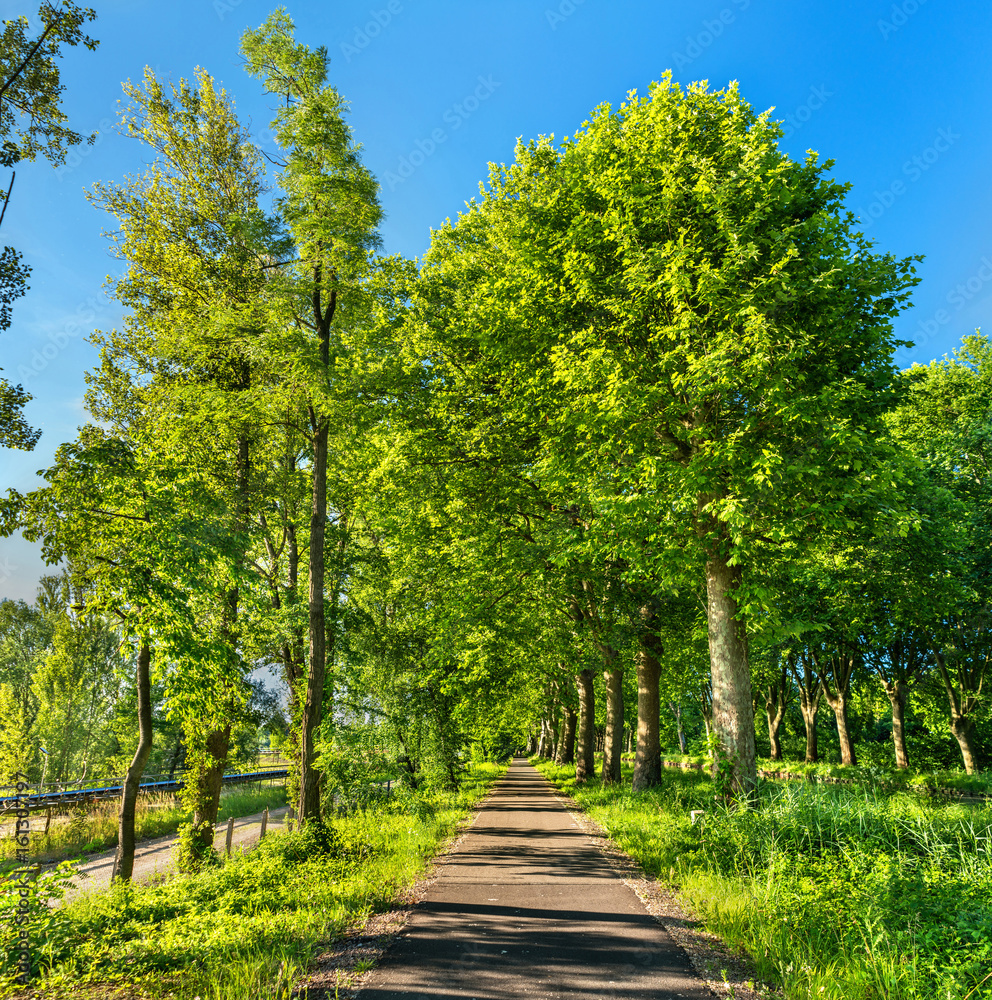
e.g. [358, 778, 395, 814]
[225, 816, 235, 857]
[44, 807, 51, 836]
[260, 806, 268, 840]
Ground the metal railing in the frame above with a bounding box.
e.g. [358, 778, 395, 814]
[0, 763, 288, 815]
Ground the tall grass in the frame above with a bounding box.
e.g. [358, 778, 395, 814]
[631, 752, 992, 796]
[536, 759, 992, 1000]
[0, 783, 287, 869]
[0, 762, 505, 999]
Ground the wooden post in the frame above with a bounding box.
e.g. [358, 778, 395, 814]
[44, 807, 52, 836]
[225, 816, 235, 857]
[260, 806, 268, 840]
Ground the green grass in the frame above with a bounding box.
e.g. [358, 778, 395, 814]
[635, 752, 992, 796]
[0, 762, 506, 999]
[0, 783, 288, 873]
[535, 758, 992, 1000]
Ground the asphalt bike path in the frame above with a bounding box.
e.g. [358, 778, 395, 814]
[359, 757, 711, 1000]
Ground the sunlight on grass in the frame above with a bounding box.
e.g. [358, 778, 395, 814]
[0, 763, 505, 999]
[535, 758, 992, 1000]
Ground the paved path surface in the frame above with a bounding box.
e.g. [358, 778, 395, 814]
[358, 758, 711, 1000]
[62, 806, 290, 898]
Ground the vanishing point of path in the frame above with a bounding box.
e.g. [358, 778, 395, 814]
[359, 758, 711, 1000]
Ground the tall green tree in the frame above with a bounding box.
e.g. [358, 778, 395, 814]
[241, 10, 383, 826]
[87, 64, 282, 862]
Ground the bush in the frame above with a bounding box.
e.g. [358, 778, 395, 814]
[0, 862, 78, 988]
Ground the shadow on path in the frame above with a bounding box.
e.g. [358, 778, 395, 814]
[358, 758, 710, 1000]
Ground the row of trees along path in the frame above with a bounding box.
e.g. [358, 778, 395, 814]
[5, 7, 989, 906]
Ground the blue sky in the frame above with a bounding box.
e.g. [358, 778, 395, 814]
[2, 0, 990, 600]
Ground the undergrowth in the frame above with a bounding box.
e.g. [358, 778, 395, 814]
[0, 762, 504, 999]
[535, 758, 992, 1000]
[621, 753, 992, 796]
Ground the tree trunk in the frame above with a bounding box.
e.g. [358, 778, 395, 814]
[800, 699, 819, 762]
[397, 729, 420, 790]
[701, 685, 712, 742]
[113, 642, 152, 883]
[766, 703, 784, 761]
[765, 697, 784, 761]
[883, 680, 910, 769]
[167, 736, 185, 780]
[601, 660, 623, 785]
[188, 723, 231, 860]
[560, 707, 577, 765]
[670, 702, 687, 753]
[300, 414, 328, 826]
[790, 652, 822, 764]
[935, 651, 982, 775]
[633, 605, 663, 792]
[575, 668, 596, 782]
[764, 661, 788, 761]
[433, 702, 461, 791]
[299, 273, 338, 825]
[816, 649, 858, 766]
[825, 689, 857, 766]
[951, 714, 979, 774]
[270, 502, 304, 808]
[705, 554, 757, 791]
[554, 705, 570, 764]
